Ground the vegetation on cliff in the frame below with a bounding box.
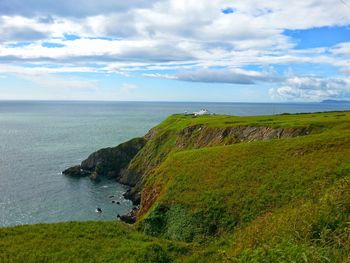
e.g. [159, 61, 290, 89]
[1, 111, 350, 262]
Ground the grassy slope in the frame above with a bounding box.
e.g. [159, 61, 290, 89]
[127, 111, 345, 179]
[1, 111, 350, 262]
[142, 130, 350, 261]
[0, 222, 190, 263]
[137, 111, 350, 261]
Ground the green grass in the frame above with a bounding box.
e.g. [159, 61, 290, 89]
[128, 111, 350, 179]
[140, 128, 350, 238]
[1, 111, 350, 262]
[185, 175, 350, 262]
[153, 111, 350, 130]
[137, 111, 350, 261]
[0, 221, 191, 263]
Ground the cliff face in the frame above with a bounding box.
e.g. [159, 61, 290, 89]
[125, 123, 313, 220]
[63, 137, 146, 182]
[176, 124, 311, 148]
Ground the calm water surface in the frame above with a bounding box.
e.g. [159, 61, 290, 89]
[0, 101, 349, 227]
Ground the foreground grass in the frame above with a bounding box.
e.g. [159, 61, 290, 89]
[0, 221, 190, 263]
[1, 111, 350, 262]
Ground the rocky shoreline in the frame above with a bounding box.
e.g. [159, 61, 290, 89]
[63, 137, 147, 222]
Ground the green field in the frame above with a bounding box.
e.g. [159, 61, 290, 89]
[1, 111, 350, 262]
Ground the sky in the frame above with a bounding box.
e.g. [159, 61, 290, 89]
[0, 0, 350, 102]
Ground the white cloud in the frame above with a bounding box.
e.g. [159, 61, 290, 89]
[0, 36, 347, 76]
[0, 0, 349, 72]
[332, 42, 350, 56]
[270, 76, 350, 101]
[0, 64, 101, 75]
[0, 0, 350, 102]
[143, 73, 177, 80]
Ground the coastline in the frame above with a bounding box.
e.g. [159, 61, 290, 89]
[2, 110, 350, 262]
[62, 110, 350, 225]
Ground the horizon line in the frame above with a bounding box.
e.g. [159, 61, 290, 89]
[0, 99, 341, 104]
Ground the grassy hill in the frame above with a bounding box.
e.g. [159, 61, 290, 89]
[1, 111, 350, 262]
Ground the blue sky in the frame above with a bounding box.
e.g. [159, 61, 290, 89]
[0, 0, 350, 102]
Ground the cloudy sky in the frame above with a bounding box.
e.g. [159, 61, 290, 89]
[0, 0, 350, 102]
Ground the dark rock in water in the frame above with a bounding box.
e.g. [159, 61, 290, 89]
[89, 172, 101, 183]
[62, 137, 146, 181]
[119, 207, 138, 224]
[109, 195, 114, 198]
[123, 189, 141, 205]
[62, 165, 89, 177]
[116, 201, 120, 205]
[112, 200, 115, 203]
[117, 214, 121, 218]
[89, 171, 99, 181]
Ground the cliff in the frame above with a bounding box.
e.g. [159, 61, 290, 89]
[63, 114, 312, 205]
[63, 137, 146, 182]
[50, 111, 350, 262]
[120, 119, 313, 208]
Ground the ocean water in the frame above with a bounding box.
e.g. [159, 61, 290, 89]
[0, 101, 349, 227]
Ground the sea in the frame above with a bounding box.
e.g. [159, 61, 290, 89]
[0, 101, 349, 227]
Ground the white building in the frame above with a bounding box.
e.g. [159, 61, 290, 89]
[193, 109, 209, 116]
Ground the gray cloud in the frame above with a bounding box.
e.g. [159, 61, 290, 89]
[340, 68, 350, 75]
[0, 39, 195, 64]
[101, 13, 138, 38]
[0, 26, 47, 42]
[37, 16, 55, 24]
[145, 68, 281, 85]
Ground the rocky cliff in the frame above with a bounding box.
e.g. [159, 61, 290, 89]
[63, 114, 314, 223]
[63, 137, 146, 183]
[176, 124, 311, 148]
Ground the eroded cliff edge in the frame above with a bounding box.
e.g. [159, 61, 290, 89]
[63, 114, 313, 223]
[63, 137, 146, 204]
